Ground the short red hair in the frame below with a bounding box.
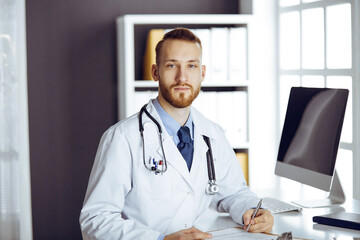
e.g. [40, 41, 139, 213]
[155, 27, 202, 65]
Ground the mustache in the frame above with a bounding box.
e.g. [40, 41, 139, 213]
[170, 83, 193, 89]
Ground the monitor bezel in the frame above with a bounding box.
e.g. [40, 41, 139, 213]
[275, 87, 348, 193]
[275, 161, 333, 191]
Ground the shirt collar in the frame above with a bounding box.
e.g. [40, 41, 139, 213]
[153, 98, 193, 139]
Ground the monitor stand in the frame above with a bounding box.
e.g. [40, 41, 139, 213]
[291, 170, 345, 208]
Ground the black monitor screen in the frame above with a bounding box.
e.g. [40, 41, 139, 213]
[277, 87, 348, 176]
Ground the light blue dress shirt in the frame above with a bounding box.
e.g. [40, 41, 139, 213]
[153, 98, 194, 145]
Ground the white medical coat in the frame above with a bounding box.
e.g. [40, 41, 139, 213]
[80, 100, 259, 240]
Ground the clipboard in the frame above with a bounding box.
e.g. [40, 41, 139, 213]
[209, 227, 311, 240]
[263, 231, 311, 240]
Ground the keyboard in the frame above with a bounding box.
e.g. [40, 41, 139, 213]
[262, 197, 302, 214]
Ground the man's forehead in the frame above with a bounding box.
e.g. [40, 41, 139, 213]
[160, 39, 202, 60]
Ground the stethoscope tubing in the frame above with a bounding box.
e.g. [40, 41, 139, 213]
[139, 105, 168, 173]
[203, 136, 216, 182]
[139, 105, 162, 133]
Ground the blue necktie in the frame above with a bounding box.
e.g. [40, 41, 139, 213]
[177, 126, 194, 171]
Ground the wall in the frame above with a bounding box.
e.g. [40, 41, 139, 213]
[248, 0, 278, 190]
[26, 0, 239, 238]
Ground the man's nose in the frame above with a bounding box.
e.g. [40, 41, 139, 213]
[176, 66, 187, 83]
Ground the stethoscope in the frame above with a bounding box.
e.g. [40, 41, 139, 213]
[138, 104, 219, 195]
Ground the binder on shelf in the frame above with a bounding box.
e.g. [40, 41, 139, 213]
[143, 29, 164, 80]
[232, 91, 248, 144]
[210, 27, 229, 82]
[236, 152, 249, 185]
[217, 92, 233, 141]
[134, 91, 158, 116]
[229, 27, 247, 81]
[192, 91, 219, 123]
[191, 29, 211, 82]
[217, 91, 247, 146]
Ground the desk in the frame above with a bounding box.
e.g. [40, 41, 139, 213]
[271, 199, 360, 239]
[194, 189, 360, 240]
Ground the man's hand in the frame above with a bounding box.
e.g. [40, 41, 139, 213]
[164, 227, 212, 240]
[243, 209, 274, 233]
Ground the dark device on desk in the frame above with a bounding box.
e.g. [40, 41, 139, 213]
[313, 212, 360, 231]
[277, 232, 292, 240]
[275, 87, 349, 208]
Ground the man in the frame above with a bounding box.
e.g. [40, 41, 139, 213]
[80, 27, 274, 240]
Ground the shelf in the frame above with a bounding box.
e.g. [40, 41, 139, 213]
[232, 143, 250, 150]
[121, 14, 252, 25]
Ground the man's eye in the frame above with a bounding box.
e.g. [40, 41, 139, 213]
[167, 64, 176, 68]
[189, 64, 197, 68]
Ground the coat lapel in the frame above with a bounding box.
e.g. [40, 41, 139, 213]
[189, 127, 209, 187]
[159, 136, 193, 187]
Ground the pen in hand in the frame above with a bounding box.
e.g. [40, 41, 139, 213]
[246, 198, 262, 232]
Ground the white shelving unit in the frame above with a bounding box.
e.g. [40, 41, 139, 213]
[116, 14, 252, 150]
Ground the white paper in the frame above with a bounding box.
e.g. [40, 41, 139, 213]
[209, 227, 277, 240]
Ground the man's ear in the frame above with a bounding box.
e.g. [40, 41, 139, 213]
[201, 65, 206, 82]
[151, 64, 159, 82]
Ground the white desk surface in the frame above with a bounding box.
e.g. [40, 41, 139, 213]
[195, 188, 360, 240]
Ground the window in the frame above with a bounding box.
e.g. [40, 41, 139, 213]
[0, 0, 32, 238]
[277, 0, 360, 199]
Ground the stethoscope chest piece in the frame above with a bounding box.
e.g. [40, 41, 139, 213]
[206, 180, 219, 195]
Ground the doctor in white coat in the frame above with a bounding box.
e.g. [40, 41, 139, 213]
[80, 27, 274, 240]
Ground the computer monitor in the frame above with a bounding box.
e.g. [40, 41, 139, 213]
[275, 87, 349, 208]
